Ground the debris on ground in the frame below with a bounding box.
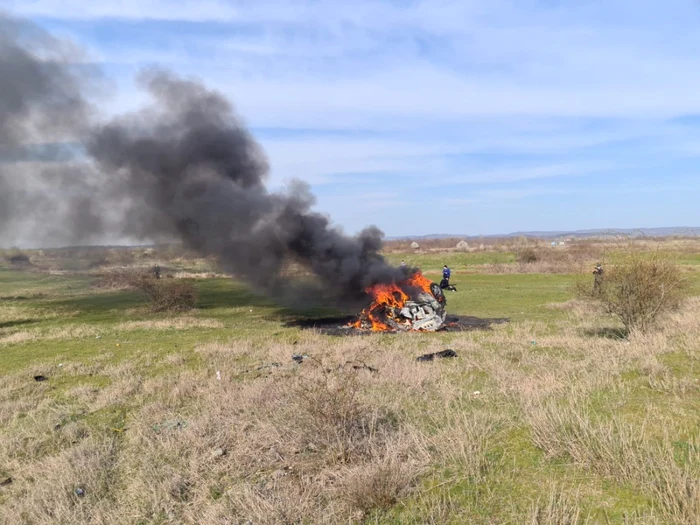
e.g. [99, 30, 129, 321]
[74, 487, 85, 497]
[212, 448, 226, 458]
[153, 420, 188, 433]
[33, 375, 48, 382]
[342, 360, 378, 373]
[416, 349, 458, 362]
[256, 362, 282, 371]
[292, 354, 309, 364]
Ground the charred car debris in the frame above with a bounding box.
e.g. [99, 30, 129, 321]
[350, 273, 449, 332]
[352, 280, 447, 332]
[285, 269, 509, 335]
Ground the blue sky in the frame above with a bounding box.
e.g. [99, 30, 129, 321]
[7, 0, 700, 237]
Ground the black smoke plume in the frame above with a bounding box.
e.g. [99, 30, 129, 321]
[0, 14, 105, 246]
[0, 13, 407, 305]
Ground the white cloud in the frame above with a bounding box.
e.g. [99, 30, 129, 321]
[7, 0, 700, 235]
[260, 134, 627, 187]
[5, 0, 240, 21]
[441, 186, 577, 204]
[31, 0, 700, 125]
[427, 161, 619, 187]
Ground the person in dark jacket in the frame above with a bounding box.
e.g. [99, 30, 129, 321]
[440, 265, 456, 291]
[442, 265, 451, 283]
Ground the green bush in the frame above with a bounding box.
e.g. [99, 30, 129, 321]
[578, 251, 688, 333]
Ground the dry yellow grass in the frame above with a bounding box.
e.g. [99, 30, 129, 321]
[116, 317, 224, 331]
[0, 315, 224, 346]
[528, 486, 588, 525]
[0, 295, 698, 523]
[0, 305, 72, 324]
[0, 324, 100, 345]
[172, 271, 231, 279]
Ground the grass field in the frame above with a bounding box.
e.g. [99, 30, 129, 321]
[0, 249, 699, 524]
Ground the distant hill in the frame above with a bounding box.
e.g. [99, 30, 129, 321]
[388, 227, 700, 241]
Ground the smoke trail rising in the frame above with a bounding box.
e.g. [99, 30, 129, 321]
[0, 14, 406, 305]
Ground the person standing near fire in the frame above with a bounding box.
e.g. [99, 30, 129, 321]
[442, 264, 451, 284]
[440, 264, 456, 291]
[439, 264, 457, 291]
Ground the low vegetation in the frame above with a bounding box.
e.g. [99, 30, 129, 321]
[3, 250, 31, 266]
[92, 268, 145, 290]
[0, 239, 699, 523]
[138, 277, 198, 312]
[577, 250, 689, 333]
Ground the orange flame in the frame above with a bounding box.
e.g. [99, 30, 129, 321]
[352, 271, 436, 332]
[404, 271, 433, 294]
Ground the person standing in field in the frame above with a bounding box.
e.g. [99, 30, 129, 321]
[440, 264, 457, 291]
[442, 264, 451, 285]
[592, 263, 604, 294]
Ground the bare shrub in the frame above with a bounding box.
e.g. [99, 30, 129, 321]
[577, 251, 688, 332]
[516, 246, 540, 264]
[138, 277, 198, 312]
[93, 268, 144, 290]
[338, 457, 421, 515]
[4, 250, 31, 266]
[290, 364, 392, 462]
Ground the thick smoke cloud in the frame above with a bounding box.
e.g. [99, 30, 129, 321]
[0, 14, 105, 246]
[0, 13, 406, 305]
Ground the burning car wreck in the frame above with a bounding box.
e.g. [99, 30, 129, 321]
[351, 272, 447, 332]
[286, 268, 509, 335]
